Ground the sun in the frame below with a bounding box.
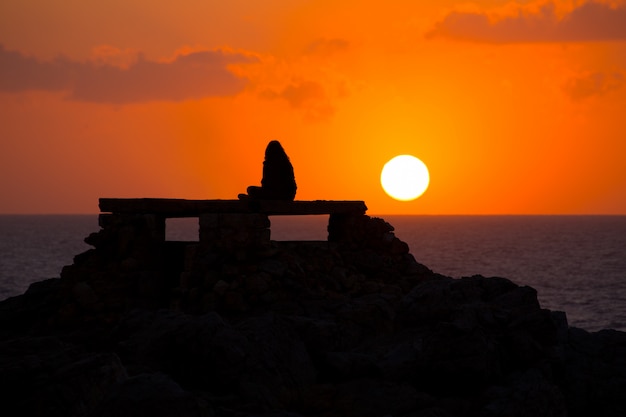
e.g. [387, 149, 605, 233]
[381, 155, 430, 201]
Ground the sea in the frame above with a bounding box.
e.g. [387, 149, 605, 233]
[1, 214, 625, 333]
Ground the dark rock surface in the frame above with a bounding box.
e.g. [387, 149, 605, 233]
[1, 213, 625, 417]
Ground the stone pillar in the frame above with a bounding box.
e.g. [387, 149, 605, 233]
[94, 213, 166, 258]
[62, 213, 169, 313]
[328, 212, 369, 245]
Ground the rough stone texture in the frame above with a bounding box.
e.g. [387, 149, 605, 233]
[99, 198, 367, 216]
[199, 213, 271, 250]
[1, 209, 625, 417]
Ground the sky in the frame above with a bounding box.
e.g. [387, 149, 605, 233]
[1, 0, 625, 215]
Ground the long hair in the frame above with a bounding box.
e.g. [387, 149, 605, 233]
[264, 140, 290, 163]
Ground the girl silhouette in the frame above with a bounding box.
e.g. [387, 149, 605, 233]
[240, 140, 297, 200]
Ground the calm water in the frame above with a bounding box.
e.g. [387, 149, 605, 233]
[1, 215, 625, 332]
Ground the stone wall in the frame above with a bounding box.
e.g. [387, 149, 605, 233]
[56, 210, 424, 319]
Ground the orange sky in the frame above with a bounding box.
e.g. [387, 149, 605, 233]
[1, 0, 625, 214]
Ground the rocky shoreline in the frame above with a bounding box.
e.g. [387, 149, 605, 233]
[1, 212, 625, 417]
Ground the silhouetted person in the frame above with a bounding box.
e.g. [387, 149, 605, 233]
[239, 140, 297, 200]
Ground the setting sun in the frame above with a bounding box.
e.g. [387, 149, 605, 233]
[381, 155, 430, 202]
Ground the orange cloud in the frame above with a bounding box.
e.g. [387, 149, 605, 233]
[303, 38, 350, 56]
[90, 45, 139, 69]
[563, 71, 625, 99]
[427, 1, 626, 43]
[0, 44, 255, 103]
[260, 79, 334, 121]
[0, 45, 70, 92]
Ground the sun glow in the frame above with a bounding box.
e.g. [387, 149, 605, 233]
[381, 155, 430, 201]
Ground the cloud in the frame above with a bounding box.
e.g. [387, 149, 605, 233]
[0, 45, 72, 92]
[261, 80, 334, 121]
[0, 44, 255, 103]
[304, 38, 350, 56]
[268, 80, 326, 108]
[90, 45, 139, 69]
[427, 1, 626, 43]
[563, 71, 625, 100]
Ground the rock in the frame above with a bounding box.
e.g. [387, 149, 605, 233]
[318, 351, 379, 380]
[236, 314, 317, 408]
[92, 372, 205, 417]
[112, 310, 249, 391]
[555, 328, 626, 417]
[259, 258, 287, 276]
[480, 369, 567, 417]
[246, 273, 271, 294]
[0, 336, 127, 417]
[72, 281, 99, 309]
[0, 211, 625, 416]
[300, 378, 426, 417]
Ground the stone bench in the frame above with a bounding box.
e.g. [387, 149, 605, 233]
[99, 198, 367, 217]
[98, 198, 369, 250]
[80, 198, 402, 305]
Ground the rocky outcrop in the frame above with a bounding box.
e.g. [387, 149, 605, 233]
[1, 212, 625, 417]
